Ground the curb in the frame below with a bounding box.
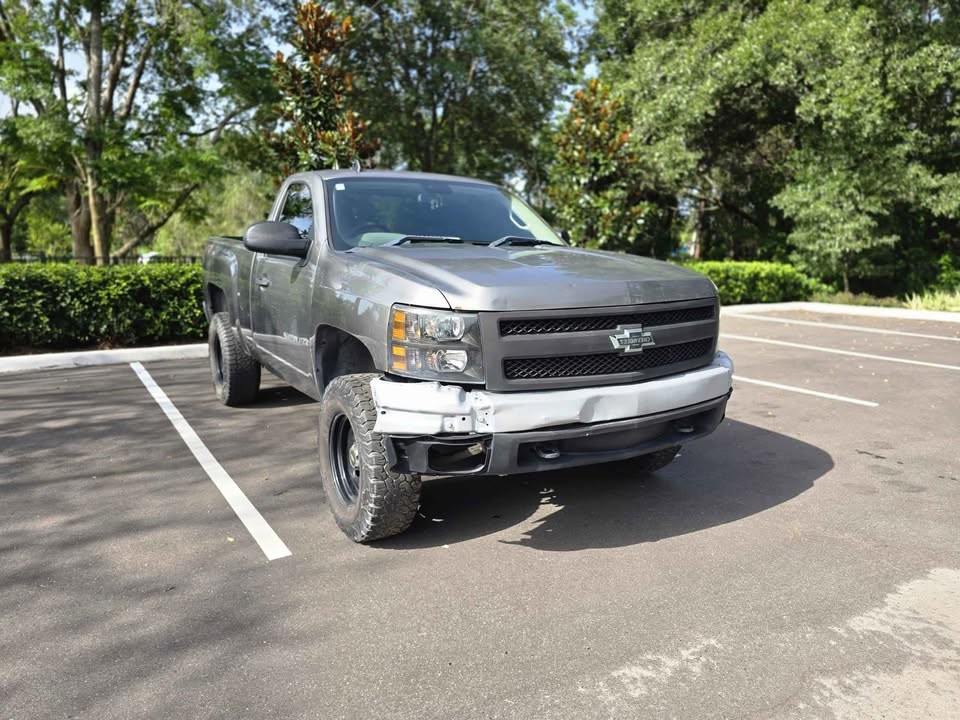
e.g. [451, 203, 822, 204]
[721, 301, 960, 323]
[0, 344, 208, 375]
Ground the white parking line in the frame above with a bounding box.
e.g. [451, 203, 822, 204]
[721, 334, 960, 371]
[130, 362, 292, 561]
[733, 375, 879, 407]
[725, 313, 960, 342]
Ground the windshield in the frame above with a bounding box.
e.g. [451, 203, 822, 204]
[324, 176, 565, 250]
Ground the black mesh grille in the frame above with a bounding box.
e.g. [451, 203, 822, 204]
[499, 304, 715, 336]
[503, 338, 714, 380]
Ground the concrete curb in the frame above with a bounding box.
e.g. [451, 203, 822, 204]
[0, 344, 208, 375]
[722, 301, 960, 323]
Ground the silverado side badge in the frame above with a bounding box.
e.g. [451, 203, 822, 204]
[609, 326, 655, 353]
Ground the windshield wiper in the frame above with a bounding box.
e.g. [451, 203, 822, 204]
[489, 236, 555, 247]
[384, 235, 463, 246]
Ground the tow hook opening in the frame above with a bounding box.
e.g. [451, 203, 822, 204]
[533, 442, 560, 460]
[673, 420, 696, 434]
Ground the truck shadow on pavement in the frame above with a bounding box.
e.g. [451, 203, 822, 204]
[375, 419, 833, 551]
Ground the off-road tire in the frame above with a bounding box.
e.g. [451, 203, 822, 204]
[608, 445, 681, 475]
[209, 312, 260, 406]
[318, 373, 421, 542]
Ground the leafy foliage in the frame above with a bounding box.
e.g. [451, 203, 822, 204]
[334, 0, 576, 184]
[0, 263, 205, 350]
[587, 0, 960, 293]
[547, 79, 676, 256]
[682, 261, 827, 305]
[0, 0, 278, 260]
[267, 2, 377, 175]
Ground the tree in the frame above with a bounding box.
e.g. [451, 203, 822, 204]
[592, 0, 960, 293]
[267, 1, 377, 176]
[0, 115, 61, 261]
[0, 0, 277, 262]
[546, 79, 676, 256]
[332, 0, 577, 185]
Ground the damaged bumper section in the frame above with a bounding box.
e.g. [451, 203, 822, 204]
[371, 352, 734, 476]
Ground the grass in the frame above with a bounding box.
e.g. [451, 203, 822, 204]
[809, 291, 904, 308]
[904, 289, 960, 312]
[810, 289, 960, 312]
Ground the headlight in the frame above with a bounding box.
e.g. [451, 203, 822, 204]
[389, 305, 483, 382]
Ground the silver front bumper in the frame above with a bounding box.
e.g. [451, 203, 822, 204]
[371, 351, 733, 435]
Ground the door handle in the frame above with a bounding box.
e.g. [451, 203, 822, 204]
[255, 276, 271, 288]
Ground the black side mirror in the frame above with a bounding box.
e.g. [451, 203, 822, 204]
[243, 221, 309, 258]
[557, 228, 571, 244]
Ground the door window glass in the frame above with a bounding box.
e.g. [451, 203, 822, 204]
[279, 183, 314, 240]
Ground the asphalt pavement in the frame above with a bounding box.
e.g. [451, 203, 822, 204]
[1, 308, 959, 719]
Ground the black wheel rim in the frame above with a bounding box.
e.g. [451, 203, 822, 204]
[329, 414, 360, 506]
[211, 334, 224, 386]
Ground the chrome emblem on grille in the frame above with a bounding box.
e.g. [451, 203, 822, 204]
[609, 326, 655, 353]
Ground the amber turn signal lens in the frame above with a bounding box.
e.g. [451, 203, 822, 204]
[390, 344, 407, 371]
[391, 310, 406, 341]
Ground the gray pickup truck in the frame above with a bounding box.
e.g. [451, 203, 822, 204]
[203, 169, 733, 542]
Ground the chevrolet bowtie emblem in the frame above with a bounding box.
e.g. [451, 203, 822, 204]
[609, 326, 655, 353]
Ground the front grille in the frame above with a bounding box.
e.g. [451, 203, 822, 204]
[503, 338, 713, 380]
[499, 304, 715, 336]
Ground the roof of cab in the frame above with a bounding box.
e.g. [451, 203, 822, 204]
[287, 169, 498, 186]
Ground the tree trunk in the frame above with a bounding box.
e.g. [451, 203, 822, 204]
[86, 0, 108, 264]
[66, 182, 93, 263]
[0, 221, 12, 263]
[88, 179, 108, 264]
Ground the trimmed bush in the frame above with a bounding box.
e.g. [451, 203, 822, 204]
[680, 260, 827, 305]
[0, 263, 205, 351]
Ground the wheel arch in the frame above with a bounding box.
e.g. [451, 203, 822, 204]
[314, 325, 379, 395]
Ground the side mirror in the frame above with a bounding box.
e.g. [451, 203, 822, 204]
[243, 221, 309, 258]
[557, 228, 571, 244]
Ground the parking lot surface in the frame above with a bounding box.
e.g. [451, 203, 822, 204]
[2, 308, 959, 719]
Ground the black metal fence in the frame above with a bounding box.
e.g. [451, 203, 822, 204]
[10, 255, 202, 265]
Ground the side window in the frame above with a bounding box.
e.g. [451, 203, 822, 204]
[278, 183, 314, 240]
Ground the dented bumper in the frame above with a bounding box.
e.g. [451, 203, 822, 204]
[371, 351, 733, 436]
[371, 352, 734, 476]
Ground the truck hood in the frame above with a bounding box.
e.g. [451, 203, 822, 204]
[350, 244, 716, 311]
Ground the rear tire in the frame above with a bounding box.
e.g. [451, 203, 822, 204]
[209, 312, 260, 406]
[318, 373, 421, 542]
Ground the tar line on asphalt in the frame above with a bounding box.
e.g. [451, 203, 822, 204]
[721, 334, 960, 371]
[733, 375, 879, 407]
[129, 362, 292, 561]
[725, 313, 960, 343]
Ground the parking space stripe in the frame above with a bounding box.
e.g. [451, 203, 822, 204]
[725, 313, 960, 342]
[721, 334, 960, 371]
[130, 362, 292, 561]
[733, 375, 879, 407]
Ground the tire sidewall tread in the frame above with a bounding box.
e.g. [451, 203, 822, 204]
[209, 312, 260, 407]
[318, 373, 421, 543]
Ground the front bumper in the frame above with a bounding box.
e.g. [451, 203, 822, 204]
[371, 351, 734, 476]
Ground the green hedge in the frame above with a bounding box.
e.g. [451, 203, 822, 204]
[0, 264, 205, 351]
[680, 260, 827, 305]
[1, 259, 825, 352]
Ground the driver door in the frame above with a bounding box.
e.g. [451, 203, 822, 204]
[250, 182, 317, 387]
